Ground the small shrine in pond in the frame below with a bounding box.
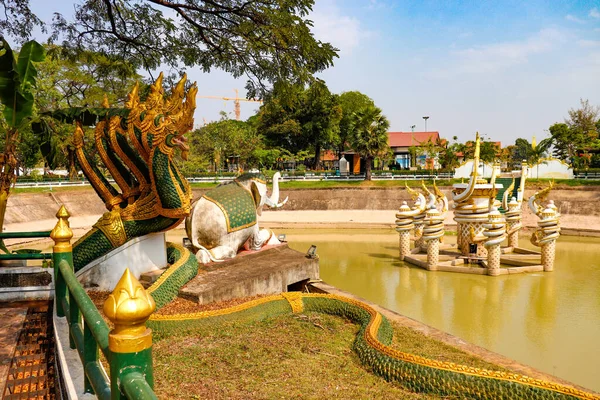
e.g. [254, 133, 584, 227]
[396, 133, 560, 276]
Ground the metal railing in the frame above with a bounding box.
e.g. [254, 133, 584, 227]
[51, 206, 158, 400]
[0, 231, 52, 262]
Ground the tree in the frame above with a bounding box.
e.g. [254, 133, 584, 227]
[528, 137, 552, 178]
[297, 81, 341, 169]
[348, 105, 390, 181]
[4, 0, 338, 98]
[33, 45, 142, 178]
[547, 100, 600, 164]
[0, 38, 45, 251]
[567, 99, 599, 140]
[437, 136, 461, 170]
[337, 91, 374, 156]
[547, 123, 578, 162]
[511, 138, 531, 166]
[258, 80, 341, 169]
[188, 117, 262, 173]
[420, 138, 443, 172]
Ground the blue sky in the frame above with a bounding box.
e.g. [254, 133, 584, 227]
[28, 0, 600, 145]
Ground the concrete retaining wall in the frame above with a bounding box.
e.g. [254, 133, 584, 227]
[5, 186, 600, 224]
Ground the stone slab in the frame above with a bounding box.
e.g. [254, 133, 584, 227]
[180, 244, 319, 304]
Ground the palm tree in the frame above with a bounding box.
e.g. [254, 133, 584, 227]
[349, 105, 390, 180]
[528, 137, 553, 178]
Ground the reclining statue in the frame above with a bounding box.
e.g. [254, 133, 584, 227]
[186, 172, 288, 263]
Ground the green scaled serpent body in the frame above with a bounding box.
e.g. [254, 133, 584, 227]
[67, 73, 199, 308]
[149, 293, 599, 400]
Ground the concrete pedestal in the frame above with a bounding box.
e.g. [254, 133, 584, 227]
[76, 233, 167, 291]
[180, 244, 319, 304]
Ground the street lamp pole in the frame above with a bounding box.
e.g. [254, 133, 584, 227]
[423, 116, 430, 132]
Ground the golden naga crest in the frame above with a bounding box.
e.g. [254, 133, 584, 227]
[122, 72, 198, 161]
[72, 72, 197, 223]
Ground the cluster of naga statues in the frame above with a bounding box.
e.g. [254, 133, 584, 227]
[396, 133, 561, 275]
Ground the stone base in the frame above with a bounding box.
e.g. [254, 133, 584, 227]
[402, 250, 546, 276]
[179, 244, 319, 304]
[0, 266, 53, 302]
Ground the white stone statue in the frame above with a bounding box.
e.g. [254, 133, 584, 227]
[185, 172, 288, 263]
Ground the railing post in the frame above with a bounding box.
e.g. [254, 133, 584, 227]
[104, 268, 156, 399]
[50, 205, 73, 318]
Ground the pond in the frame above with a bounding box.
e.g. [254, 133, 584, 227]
[274, 229, 600, 393]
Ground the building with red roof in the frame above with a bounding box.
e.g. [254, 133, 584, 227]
[388, 131, 442, 169]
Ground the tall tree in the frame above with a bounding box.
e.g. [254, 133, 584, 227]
[297, 80, 341, 169]
[3, 0, 338, 98]
[188, 117, 262, 173]
[348, 105, 390, 181]
[258, 80, 341, 169]
[337, 91, 374, 156]
[437, 136, 460, 170]
[547, 100, 600, 164]
[511, 138, 532, 166]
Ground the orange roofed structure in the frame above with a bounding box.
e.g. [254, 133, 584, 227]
[388, 131, 441, 169]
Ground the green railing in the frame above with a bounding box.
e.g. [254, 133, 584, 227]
[0, 231, 52, 262]
[51, 206, 157, 400]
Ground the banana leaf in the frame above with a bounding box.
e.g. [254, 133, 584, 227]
[0, 38, 45, 128]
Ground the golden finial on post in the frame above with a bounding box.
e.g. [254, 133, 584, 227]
[101, 94, 110, 108]
[50, 205, 73, 253]
[104, 268, 156, 353]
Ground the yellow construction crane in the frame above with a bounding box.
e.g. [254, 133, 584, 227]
[197, 89, 262, 120]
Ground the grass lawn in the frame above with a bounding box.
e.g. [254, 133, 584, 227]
[10, 177, 600, 194]
[151, 310, 506, 399]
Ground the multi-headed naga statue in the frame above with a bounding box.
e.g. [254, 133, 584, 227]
[62, 73, 199, 307]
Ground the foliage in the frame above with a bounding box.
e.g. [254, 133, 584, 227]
[462, 137, 498, 163]
[528, 137, 552, 165]
[547, 99, 600, 164]
[0, 38, 45, 252]
[0, 38, 45, 128]
[511, 138, 531, 166]
[337, 91, 375, 154]
[31, 48, 141, 177]
[437, 136, 461, 170]
[4, 0, 338, 98]
[187, 118, 262, 173]
[258, 80, 341, 169]
[348, 105, 390, 180]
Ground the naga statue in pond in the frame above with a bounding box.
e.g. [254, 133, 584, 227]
[185, 172, 288, 263]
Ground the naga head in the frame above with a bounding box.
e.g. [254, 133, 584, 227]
[127, 73, 197, 161]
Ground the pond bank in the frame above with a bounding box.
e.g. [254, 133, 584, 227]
[4, 186, 600, 235]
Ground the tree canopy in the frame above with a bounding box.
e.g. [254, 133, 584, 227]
[257, 80, 341, 169]
[2, 0, 338, 98]
[547, 99, 600, 165]
[337, 91, 375, 155]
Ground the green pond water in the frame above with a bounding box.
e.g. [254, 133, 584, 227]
[271, 229, 600, 393]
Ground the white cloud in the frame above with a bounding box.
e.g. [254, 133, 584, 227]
[435, 28, 566, 75]
[589, 8, 600, 19]
[578, 39, 600, 47]
[565, 14, 586, 24]
[309, 0, 368, 54]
